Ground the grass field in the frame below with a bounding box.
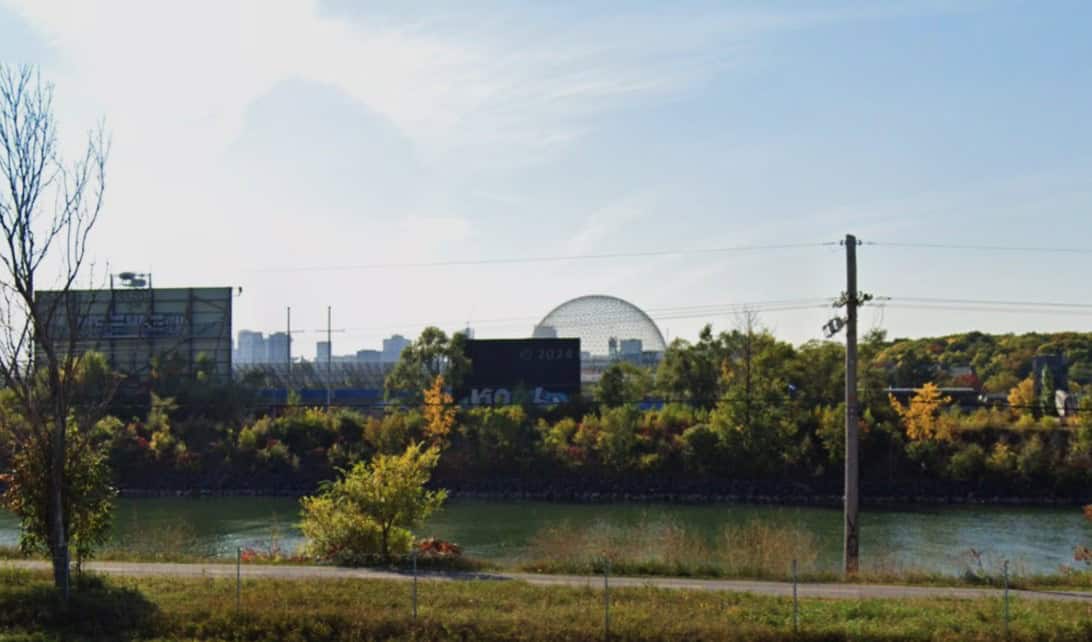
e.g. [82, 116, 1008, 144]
[0, 567, 1090, 641]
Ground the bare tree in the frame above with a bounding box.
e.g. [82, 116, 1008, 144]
[0, 64, 108, 597]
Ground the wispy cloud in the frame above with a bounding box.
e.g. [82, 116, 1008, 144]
[3, 0, 942, 164]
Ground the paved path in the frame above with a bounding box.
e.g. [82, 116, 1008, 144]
[6, 560, 1092, 603]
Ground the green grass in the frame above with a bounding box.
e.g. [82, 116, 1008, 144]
[517, 518, 1092, 592]
[0, 566, 1090, 641]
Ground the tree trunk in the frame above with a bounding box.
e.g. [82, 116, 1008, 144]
[50, 414, 69, 598]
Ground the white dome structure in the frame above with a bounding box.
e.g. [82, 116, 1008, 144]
[536, 295, 666, 358]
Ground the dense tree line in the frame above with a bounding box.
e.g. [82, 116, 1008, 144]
[5, 325, 1086, 500]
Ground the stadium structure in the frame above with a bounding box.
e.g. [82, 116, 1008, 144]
[533, 294, 666, 383]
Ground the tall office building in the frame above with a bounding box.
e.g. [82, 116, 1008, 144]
[236, 330, 266, 364]
[316, 341, 331, 363]
[382, 334, 411, 363]
[266, 332, 290, 363]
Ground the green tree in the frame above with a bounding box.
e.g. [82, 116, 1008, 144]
[597, 361, 652, 407]
[0, 400, 117, 574]
[709, 320, 799, 476]
[384, 327, 470, 404]
[0, 65, 110, 595]
[655, 327, 723, 408]
[889, 345, 937, 388]
[1040, 366, 1057, 417]
[300, 442, 446, 562]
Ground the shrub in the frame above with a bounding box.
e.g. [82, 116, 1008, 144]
[986, 442, 1017, 476]
[680, 424, 720, 475]
[1016, 435, 1049, 479]
[300, 442, 446, 563]
[947, 443, 986, 481]
[596, 406, 640, 472]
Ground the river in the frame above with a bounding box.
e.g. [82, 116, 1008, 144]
[2, 498, 1089, 576]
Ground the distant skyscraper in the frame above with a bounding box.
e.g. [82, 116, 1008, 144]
[266, 332, 290, 363]
[237, 330, 265, 364]
[316, 341, 331, 363]
[382, 334, 411, 363]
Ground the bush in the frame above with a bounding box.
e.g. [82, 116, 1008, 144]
[1016, 436, 1049, 479]
[947, 444, 986, 481]
[680, 424, 720, 475]
[299, 494, 410, 566]
[300, 442, 446, 563]
[597, 406, 640, 472]
[986, 442, 1017, 476]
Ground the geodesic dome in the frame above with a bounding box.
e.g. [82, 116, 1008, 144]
[536, 295, 666, 357]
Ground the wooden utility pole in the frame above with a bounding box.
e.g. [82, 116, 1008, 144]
[844, 233, 860, 575]
[286, 306, 292, 372]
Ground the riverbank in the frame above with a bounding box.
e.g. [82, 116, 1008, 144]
[1, 564, 1089, 641]
[115, 486, 1092, 507]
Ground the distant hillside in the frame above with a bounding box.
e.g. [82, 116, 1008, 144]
[869, 330, 1092, 393]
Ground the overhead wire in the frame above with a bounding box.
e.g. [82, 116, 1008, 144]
[882, 296, 1092, 310]
[867, 241, 1092, 255]
[327, 298, 834, 335]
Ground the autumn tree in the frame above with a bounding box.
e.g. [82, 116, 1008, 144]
[422, 374, 455, 446]
[1007, 376, 1035, 419]
[889, 382, 953, 441]
[0, 65, 109, 596]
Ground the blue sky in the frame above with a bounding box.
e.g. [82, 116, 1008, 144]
[2, 0, 1090, 356]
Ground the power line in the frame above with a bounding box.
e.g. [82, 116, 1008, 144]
[883, 304, 1092, 317]
[886, 296, 1092, 309]
[331, 299, 833, 335]
[867, 241, 1092, 255]
[245, 242, 838, 273]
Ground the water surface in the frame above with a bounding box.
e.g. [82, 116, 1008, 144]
[2, 498, 1087, 575]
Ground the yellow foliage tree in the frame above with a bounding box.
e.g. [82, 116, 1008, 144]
[1007, 376, 1035, 418]
[422, 375, 455, 446]
[889, 382, 953, 441]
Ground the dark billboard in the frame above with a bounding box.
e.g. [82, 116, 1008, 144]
[459, 338, 580, 406]
[35, 287, 233, 383]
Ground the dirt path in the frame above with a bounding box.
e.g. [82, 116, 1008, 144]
[6, 559, 1091, 603]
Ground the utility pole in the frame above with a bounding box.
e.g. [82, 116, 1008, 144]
[843, 233, 860, 575]
[824, 234, 869, 575]
[286, 307, 292, 373]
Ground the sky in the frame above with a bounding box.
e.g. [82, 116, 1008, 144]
[2, 0, 1090, 357]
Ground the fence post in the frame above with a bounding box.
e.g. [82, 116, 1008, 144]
[1002, 560, 1009, 638]
[792, 559, 799, 634]
[412, 549, 418, 623]
[236, 547, 241, 611]
[604, 557, 611, 640]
